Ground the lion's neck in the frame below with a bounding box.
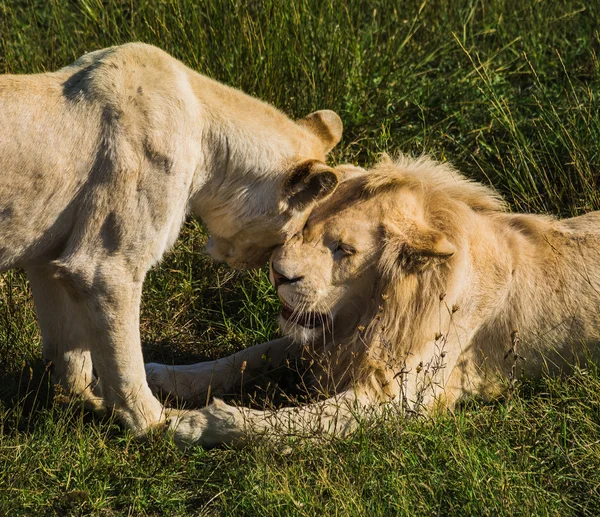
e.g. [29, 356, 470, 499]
[185, 72, 316, 227]
[442, 212, 555, 342]
[328, 212, 556, 388]
[470, 212, 558, 323]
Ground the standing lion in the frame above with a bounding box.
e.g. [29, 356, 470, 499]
[0, 43, 343, 439]
[147, 155, 600, 446]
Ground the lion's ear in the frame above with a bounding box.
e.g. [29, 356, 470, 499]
[297, 110, 343, 153]
[334, 164, 368, 182]
[282, 160, 339, 211]
[383, 221, 455, 273]
[408, 227, 456, 261]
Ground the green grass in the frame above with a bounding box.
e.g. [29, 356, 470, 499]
[1, 0, 600, 514]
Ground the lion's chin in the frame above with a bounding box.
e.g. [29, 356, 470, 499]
[277, 296, 332, 343]
[279, 301, 329, 329]
[279, 315, 324, 344]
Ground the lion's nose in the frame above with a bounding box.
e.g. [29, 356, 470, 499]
[271, 265, 303, 288]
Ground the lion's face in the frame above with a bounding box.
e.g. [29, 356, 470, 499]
[270, 176, 456, 342]
[270, 180, 381, 342]
[205, 160, 343, 270]
[205, 210, 311, 270]
[201, 110, 345, 271]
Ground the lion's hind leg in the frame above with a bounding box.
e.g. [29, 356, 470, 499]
[27, 265, 105, 411]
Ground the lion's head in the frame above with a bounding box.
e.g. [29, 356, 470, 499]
[205, 159, 342, 270]
[202, 110, 345, 270]
[270, 155, 505, 348]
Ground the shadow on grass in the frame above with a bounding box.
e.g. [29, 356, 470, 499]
[0, 360, 120, 438]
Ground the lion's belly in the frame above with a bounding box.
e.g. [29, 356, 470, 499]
[0, 178, 81, 270]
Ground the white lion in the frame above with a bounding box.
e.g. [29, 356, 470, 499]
[0, 43, 343, 438]
[147, 155, 600, 446]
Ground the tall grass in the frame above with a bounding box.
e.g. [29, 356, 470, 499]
[1, 0, 599, 515]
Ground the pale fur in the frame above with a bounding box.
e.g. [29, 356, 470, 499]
[148, 154, 600, 447]
[0, 43, 344, 437]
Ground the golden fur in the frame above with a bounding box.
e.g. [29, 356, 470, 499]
[148, 155, 600, 446]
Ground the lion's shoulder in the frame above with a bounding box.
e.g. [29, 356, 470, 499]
[61, 42, 180, 75]
[59, 43, 190, 107]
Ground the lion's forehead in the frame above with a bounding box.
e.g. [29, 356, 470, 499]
[303, 203, 381, 250]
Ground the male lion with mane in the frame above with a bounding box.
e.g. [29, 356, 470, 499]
[0, 42, 343, 440]
[148, 155, 600, 447]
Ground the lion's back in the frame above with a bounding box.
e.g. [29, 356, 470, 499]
[561, 211, 600, 235]
[0, 43, 195, 269]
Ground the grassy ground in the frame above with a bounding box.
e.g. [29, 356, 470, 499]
[1, 0, 600, 515]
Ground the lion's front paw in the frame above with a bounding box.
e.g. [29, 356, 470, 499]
[52, 378, 107, 414]
[145, 362, 217, 404]
[145, 362, 169, 394]
[167, 400, 247, 448]
[166, 409, 208, 448]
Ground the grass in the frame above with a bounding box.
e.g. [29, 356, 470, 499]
[1, 0, 600, 514]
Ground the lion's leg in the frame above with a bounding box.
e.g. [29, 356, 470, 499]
[168, 346, 472, 447]
[86, 278, 165, 434]
[146, 337, 299, 404]
[387, 342, 466, 414]
[169, 388, 375, 447]
[27, 266, 104, 411]
[47, 258, 166, 435]
[171, 368, 468, 447]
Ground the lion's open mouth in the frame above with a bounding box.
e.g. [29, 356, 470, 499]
[280, 299, 329, 329]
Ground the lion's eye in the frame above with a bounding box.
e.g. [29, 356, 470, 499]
[334, 242, 356, 257]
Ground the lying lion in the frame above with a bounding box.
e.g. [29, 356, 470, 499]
[148, 155, 600, 446]
[0, 42, 343, 439]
